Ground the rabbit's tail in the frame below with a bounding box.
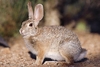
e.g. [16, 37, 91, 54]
[75, 48, 87, 62]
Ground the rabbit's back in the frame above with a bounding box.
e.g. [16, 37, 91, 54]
[38, 26, 76, 40]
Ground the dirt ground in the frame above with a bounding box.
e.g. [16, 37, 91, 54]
[0, 32, 100, 67]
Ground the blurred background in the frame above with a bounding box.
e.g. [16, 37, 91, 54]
[0, 0, 100, 41]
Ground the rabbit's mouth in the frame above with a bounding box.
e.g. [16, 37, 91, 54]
[20, 32, 29, 37]
[19, 29, 28, 37]
[21, 34, 30, 38]
[20, 33, 27, 37]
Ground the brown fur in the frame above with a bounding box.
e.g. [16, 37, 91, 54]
[19, 2, 87, 65]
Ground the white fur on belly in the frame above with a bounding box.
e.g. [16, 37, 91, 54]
[45, 51, 64, 60]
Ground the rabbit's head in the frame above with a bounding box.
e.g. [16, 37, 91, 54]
[19, 2, 43, 37]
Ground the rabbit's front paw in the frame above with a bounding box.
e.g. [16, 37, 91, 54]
[35, 60, 41, 65]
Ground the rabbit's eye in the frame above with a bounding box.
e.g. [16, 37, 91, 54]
[29, 23, 33, 27]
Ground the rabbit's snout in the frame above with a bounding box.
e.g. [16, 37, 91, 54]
[19, 28, 25, 35]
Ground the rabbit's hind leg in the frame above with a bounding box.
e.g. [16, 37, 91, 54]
[59, 49, 74, 65]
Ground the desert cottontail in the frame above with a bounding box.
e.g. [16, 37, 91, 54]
[19, 2, 87, 65]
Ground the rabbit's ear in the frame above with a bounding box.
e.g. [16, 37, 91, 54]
[27, 1, 34, 20]
[33, 4, 44, 27]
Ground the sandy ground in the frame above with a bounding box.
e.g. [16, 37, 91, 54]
[0, 32, 100, 67]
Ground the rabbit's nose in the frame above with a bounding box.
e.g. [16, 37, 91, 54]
[19, 29, 24, 34]
[19, 29, 21, 33]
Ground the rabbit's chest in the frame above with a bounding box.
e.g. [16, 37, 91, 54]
[24, 39, 37, 55]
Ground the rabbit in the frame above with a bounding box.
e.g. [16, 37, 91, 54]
[19, 1, 87, 65]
